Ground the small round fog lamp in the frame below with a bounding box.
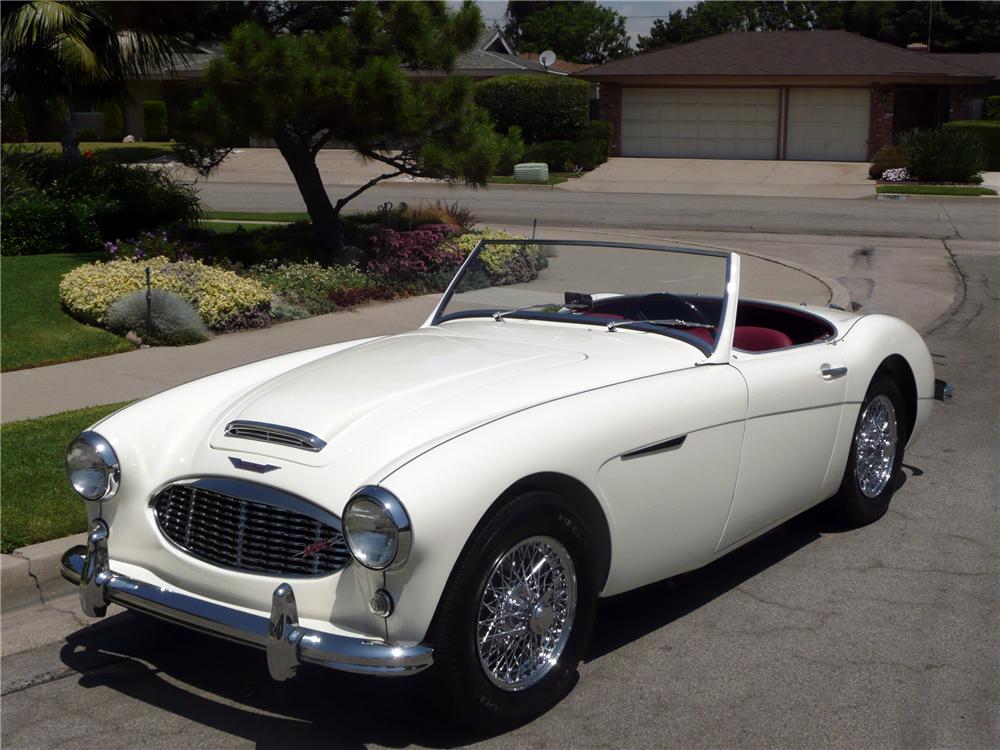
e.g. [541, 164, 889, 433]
[369, 589, 394, 618]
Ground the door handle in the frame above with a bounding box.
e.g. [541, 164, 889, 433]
[820, 365, 848, 380]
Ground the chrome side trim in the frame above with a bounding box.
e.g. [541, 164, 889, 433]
[224, 421, 327, 452]
[60, 529, 433, 677]
[621, 434, 687, 460]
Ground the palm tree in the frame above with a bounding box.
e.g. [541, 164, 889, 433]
[1, 1, 186, 160]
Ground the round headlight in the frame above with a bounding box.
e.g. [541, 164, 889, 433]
[343, 487, 411, 571]
[66, 431, 120, 501]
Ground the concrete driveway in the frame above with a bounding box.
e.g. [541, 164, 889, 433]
[169, 149, 875, 199]
[559, 157, 874, 199]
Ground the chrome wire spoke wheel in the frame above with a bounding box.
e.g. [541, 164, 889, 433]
[476, 535, 577, 691]
[854, 394, 899, 498]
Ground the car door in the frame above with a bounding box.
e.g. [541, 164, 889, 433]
[718, 343, 848, 551]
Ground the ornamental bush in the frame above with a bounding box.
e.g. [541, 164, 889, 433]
[902, 128, 987, 182]
[869, 144, 910, 179]
[522, 121, 614, 172]
[60, 257, 271, 331]
[942, 120, 1000, 170]
[474, 75, 589, 144]
[1, 194, 105, 255]
[107, 288, 210, 346]
[100, 100, 124, 140]
[0, 155, 199, 254]
[984, 96, 1000, 122]
[367, 225, 464, 284]
[249, 261, 382, 316]
[143, 100, 168, 140]
[452, 230, 548, 285]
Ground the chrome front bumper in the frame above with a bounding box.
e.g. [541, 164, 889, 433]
[61, 520, 433, 679]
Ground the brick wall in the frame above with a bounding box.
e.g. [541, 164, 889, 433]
[868, 83, 895, 158]
[597, 82, 623, 156]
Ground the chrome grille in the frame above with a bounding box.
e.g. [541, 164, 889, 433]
[153, 479, 350, 577]
[224, 421, 326, 452]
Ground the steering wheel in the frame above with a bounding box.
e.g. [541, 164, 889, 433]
[633, 292, 711, 325]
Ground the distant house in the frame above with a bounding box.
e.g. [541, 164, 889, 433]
[578, 31, 998, 162]
[106, 27, 556, 141]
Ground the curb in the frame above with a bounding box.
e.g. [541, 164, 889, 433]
[1, 533, 85, 612]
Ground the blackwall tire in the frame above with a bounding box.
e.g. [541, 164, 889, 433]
[833, 374, 907, 526]
[427, 491, 598, 732]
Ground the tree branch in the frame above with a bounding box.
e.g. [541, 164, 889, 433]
[333, 169, 404, 211]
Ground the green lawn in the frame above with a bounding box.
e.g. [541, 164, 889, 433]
[1, 402, 131, 552]
[12, 141, 175, 163]
[199, 220, 287, 234]
[203, 210, 311, 222]
[487, 172, 577, 186]
[876, 184, 998, 197]
[1, 254, 133, 372]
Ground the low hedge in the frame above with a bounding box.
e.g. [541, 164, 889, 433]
[984, 96, 1000, 122]
[0, 155, 200, 255]
[143, 100, 168, 140]
[60, 257, 272, 331]
[475, 75, 589, 144]
[943, 120, 1000, 170]
[523, 120, 613, 171]
[2, 195, 105, 256]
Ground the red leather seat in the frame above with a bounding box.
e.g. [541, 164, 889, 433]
[733, 326, 793, 351]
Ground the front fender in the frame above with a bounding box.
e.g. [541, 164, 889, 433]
[838, 314, 935, 446]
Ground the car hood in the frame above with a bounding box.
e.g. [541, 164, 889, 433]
[208, 321, 703, 474]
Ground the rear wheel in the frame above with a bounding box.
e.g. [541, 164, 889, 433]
[833, 374, 906, 526]
[428, 491, 597, 732]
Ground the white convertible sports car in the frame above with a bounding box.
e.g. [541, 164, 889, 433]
[62, 240, 950, 729]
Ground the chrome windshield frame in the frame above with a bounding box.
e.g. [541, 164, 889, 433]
[423, 239, 740, 364]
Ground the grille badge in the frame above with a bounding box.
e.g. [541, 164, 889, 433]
[229, 457, 281, 473]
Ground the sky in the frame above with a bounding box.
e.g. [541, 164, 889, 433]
[471, 1, 700, 47]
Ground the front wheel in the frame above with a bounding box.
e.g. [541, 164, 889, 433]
[428, 491, 598, 732]
[832, 374, 906, 526]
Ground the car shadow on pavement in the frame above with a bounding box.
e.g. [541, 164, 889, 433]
[585, 499, 861, 662]
[55, 491, 906, 747]
[59, 616, 480, 749]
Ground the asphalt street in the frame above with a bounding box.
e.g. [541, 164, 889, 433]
[2, 212, 998, 747]
[196, 181, 1000, 242]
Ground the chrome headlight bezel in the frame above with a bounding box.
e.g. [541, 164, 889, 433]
[66, 431, 120, 502]
[342, 486, 412, 571]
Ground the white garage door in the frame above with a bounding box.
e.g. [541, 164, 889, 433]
[621, 88, 780, 159]
[786, 88, 870, 161]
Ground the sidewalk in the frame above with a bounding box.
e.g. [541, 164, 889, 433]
[3, 225, 972, 424]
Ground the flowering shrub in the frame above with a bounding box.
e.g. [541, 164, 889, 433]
[60, 257, 271, 331]
[881, 167, 910, 182]
[452, 230, 548, 285]
[367, 225, 463, 283]
[248, 261, 383, 317]
[105, 231, 200, 262]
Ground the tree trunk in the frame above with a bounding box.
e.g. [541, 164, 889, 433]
[273, 132, 343, 264]
[61, 111, 81, 162]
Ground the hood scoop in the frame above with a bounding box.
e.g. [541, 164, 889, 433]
[224, 420, 327, 452]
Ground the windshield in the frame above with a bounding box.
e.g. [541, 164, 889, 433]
[432, 240, 732, 353]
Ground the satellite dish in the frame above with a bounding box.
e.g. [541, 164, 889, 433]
[539, 50, 557, 69]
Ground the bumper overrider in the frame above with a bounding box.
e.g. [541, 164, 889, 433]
[61, 520, 434, 679]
